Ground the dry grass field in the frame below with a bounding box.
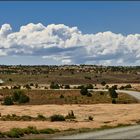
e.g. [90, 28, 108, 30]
[0, 66, 140, 137]
[1, 71, 140, 85]
[0, 104, 140, 132]
[0, 89, 138, 105]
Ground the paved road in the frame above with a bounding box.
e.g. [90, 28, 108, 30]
[53, 125, 140, 139]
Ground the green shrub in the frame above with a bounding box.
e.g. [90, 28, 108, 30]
[100, 91, 104, 95]
[112, 85, 118, 90]
[112, 98, 117, 104]
[105, 85, 109, 89]
[64, 85, 70, 89]
[9, 78, 12, 82]
[84, 76, 91, 80]
[18, 93, 30, 104]
[30, 83, 34, 86]
[39, 128, 56, 134]
[24, 126, 39, 134]
[80, 87, 88, 95]
[50, 114, 65, 122]
[12, 85, 21, 89]
[77, 85, 84, 89]
[101, 81, 106, 86]
[21, 115, 32, 121]
[24, 84, 31, 89]
[37, 114, 46, 121]
[87, 92, 92, 97]
[3, 96, 13, 105]
[60, 94, 64, 99]
[0, 132, 4, 138]
[12, 90, 22, 102]
[50, 82, 60, 89]
[119, 86, 125, 90]
[125, 84, 132, 88]
[108, 88, 118, 98]
[6, 128, 24, 138]
[86, 84, 93, 89]
[88, 116, 93, 121]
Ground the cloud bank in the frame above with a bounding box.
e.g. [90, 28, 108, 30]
[0, 23, 140, 65]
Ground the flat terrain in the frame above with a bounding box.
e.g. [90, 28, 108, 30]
[0, 104, 140, 132]
[0, 89, 138, 104]
[1, 72, 140, 85]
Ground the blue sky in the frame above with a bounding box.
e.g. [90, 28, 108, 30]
[0, 1, 140, 65]
[1, 1, 140, 35]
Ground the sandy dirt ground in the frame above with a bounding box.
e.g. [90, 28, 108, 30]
[0, 104, 140, 132]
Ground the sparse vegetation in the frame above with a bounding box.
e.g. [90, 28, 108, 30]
[64, 85, 70, 89]
[1, 90, 30, 105]
[88, 116, 93, 121]
[3, 96, 13, 105]
[109, 87, 118, 99]
[101, 81, 106, 86]
[80, 87, 88, 95]
[50, 82, 60, 89]
[50, 114, 65, 122]
[60, 94, 64, 98]
[0, 114, 48, 121]
[86, 84, 93, 89]
[65, 110, 76, 119]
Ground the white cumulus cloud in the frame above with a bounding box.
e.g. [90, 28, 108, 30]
[0, 23, 140, 65]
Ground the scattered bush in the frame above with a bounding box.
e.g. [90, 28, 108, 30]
[50, 82, 60, 89]
[112, 98, 117, 104]
[119, 86, 124, 90]
[9, 78, 12, 82]
[0, 114, 48, 121]
[60, 94, 64, 99]
[88, 116, 93, 121]
[11, 90, 30, 104]
[23, 126, 39, 134]
[100, 91, 104, 95]
[21, 115, 32, 121]
[64, 85, 70, 89]
[0, 126, 60, 138]
[37, 114, 46, 121]
[3, 96, 13, 105]
[30, 83, 34, 86]
[86, 84, 93, 89]
[105, 85, 109, 89]
[50, 114, 65, 122]
[112, 85, 118, 90]
[5, 128, 24, 138]
[24, 84, 31, 89]
[87, 92, 92, 97]
[119, 84, 132, 89]
[18, 93, 30, 104]
[125, 84, 132, 88]
[12, 90, 22, 102]
[108, 88, 118, 99]
[80, 87, 88, 95]
[35, 83, 38, 88]
[12, 85, 21, 89]
[77, 85, 84, 89]
[39, 128, 56, 134]
[84, 76, 91, 80]
[101, 81, 106, 86]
